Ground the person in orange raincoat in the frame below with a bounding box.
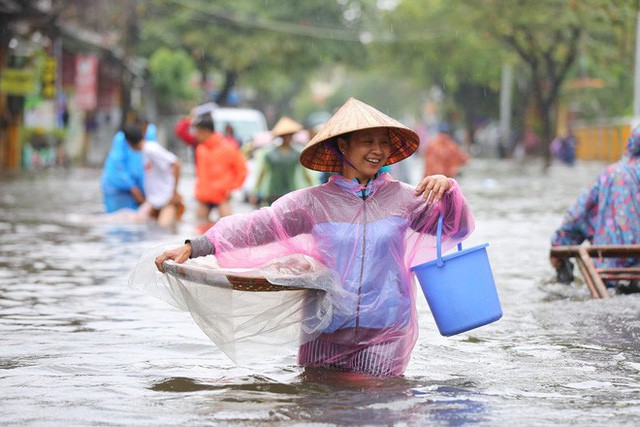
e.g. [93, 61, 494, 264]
[192, 115, 247, 227]
[423, 123, 469, 178]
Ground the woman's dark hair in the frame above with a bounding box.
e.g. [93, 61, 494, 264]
[331, 132, 353, 153]
[322, 132, 354, 169]
[193, 114, 215, 131]
[123, 124, 144, 146]
[335, 132, 353, 143]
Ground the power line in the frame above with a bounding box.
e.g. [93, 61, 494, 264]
[165, 0, 363, 41]
[161, 0, 450, 43]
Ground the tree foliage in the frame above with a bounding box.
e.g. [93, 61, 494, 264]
[133, 0, 640, 152]
[457, 0, 638, 162]
[371, 0, 506, 142]
[139, 0, 368, 113]
[368, 0, 638, 160]
[148, 47, 197, 113]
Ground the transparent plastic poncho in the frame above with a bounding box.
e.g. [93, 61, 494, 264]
[130, 173, 474, 375]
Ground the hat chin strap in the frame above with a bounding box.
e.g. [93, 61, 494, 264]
[323, 140, 364, 178]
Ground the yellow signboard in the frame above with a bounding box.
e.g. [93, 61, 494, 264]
[0, 68, 35, 95]
[41, 57, 56, 99]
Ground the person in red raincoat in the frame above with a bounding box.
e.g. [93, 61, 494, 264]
[423, 123, 469, 178]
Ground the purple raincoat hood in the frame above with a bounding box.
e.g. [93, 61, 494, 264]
[627, 126, 640, 157]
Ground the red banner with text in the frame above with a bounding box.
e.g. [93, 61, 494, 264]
[75, 54, 98, 111]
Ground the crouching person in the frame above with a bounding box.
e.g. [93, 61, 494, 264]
[124, 124, 183, 229]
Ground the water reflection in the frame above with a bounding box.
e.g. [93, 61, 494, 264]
[150, 373, 488, 425]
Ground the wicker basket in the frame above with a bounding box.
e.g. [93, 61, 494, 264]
[225, 275, 304, 292]
[164, 261, 305, 292]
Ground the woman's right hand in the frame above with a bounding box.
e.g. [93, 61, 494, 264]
[155, 243, 192, 272]
[415, 174, 451, 204]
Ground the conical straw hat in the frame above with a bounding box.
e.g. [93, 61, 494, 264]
[299, 97, 419, 172]
[271, 116, 303, 137]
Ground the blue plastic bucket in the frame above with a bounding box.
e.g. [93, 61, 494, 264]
[411, 215, 502, 336]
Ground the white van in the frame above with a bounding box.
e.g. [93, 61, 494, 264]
[212, 108, 268, 146]
[192, 103, 269, 146]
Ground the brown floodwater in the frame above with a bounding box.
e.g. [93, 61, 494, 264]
[1, 158, 639, 426]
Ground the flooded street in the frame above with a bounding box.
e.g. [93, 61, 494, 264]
[1, 158, 639, 426]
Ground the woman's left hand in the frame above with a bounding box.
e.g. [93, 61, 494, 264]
[415, 175, 451, 204]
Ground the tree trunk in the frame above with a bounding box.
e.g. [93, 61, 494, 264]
[119, 65, 133, 129]
[216, 70, 238, 107]
[119, 0, 138, 128]
[196, 57, 210, 101]
[537, 99, 554, 169]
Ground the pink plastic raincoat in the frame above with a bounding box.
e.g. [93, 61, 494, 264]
[199, 172, 474, 375]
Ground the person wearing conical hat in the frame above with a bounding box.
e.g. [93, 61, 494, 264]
[153, 97, 475, 377]
[251, 116, 314, 206]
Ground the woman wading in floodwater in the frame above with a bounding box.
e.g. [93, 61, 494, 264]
[154, 97, 475, 377]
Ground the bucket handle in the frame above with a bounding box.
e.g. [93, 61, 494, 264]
[436, 214, 463, 268]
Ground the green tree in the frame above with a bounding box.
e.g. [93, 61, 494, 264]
[139, 0, 367, 113]
[372, 0, 506, 145]
[148, 47, 197, 113]
[458, 0, 638, 165]
[370, 0, 638, 162]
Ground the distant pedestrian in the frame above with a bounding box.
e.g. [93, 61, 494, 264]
[551, 128, 577, 166]
[191, 115, 247, 227]
[253, 116, 314, 206]
[123, 124, 183, 228]
[423, 123, 469, 178]
[223, 123, 239, 147]
[174, 113, 197, 147]
[101, 114, 156, 213]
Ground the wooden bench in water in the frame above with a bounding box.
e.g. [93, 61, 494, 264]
[549, 245, 640, 299]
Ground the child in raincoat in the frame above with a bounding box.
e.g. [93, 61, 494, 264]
[154, 98, 474, 377]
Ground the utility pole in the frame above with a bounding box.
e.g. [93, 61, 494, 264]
[119, 0, 138, 129]
[499, 64, 513, 157]
[634, 4, 640, 127]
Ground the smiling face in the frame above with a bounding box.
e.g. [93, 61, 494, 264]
[337, 128, 392, 182]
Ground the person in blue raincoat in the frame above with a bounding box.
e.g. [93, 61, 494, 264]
[100, 116, 157, 213]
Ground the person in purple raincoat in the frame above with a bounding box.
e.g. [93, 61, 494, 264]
[154, 98, 475, 377]
[550, 126, 640, 291]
